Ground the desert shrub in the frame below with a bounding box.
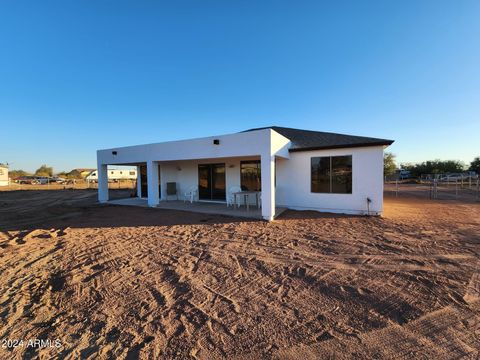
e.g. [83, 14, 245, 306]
[66, 170, 83, 179]
[9, 169, 30, 178]
[384, 152, 397, 176]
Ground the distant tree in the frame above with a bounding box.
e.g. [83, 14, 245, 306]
[35, 164, 53, 177]
[55, 170, 84, 179]
[470, 157, 480, 174]
[9, 169, 30, 178]
[66, 170, 83, 179]
[402, 159, 465, 177]
[384, 152, 397, 176]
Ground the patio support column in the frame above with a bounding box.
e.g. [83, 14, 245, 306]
[261, 154, 275, 221]
[97, 163, 109, 203]
[136, 165, 142, 197]
[147, 160, 159, 207]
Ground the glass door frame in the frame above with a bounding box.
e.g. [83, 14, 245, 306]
[198, 163, 226, 201]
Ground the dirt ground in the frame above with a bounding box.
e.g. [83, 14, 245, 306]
[0, 189, 479, 359]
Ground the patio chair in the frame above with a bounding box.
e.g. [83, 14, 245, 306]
[166, 182, 178, 201]
[227, 186, 242, 208]
[184, 186, 198, 203]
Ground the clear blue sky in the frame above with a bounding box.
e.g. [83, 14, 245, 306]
[1, 0, 479, 173]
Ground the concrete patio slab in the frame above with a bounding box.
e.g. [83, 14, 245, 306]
[107, 198, 286, 220]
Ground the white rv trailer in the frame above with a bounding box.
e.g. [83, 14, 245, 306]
[86, 169, 137, 182]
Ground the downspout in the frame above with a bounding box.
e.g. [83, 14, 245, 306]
[366, 197, 372, 216]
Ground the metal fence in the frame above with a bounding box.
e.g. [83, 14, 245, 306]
[426, 177, 480, 200]
[385, 176, 480, 202]
[3, 179, 137, 191]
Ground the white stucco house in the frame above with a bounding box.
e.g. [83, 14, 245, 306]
[0, 164, 9, 186]
[97, 126, 393, 220]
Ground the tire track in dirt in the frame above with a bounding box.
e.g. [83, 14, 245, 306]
[464, 261, 480, 303]
[1, 191, 479, 359]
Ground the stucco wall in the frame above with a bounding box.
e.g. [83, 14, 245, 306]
[275, 146, 385, 215]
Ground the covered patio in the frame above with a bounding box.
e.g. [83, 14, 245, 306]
[107, 197, 287, 220]
[97, 128, 291, 221]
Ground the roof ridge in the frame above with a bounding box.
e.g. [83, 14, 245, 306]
[241, 125, 394, 152]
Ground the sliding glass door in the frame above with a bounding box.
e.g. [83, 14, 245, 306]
[198, 163, 226, 201]
[140, 165, 148, 198]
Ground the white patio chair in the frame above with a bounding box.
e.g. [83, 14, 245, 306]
[184, 186, 198, 203]
[227, 186, 242, 208]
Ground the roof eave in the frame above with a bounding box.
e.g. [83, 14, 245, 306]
[288, 141, 394, 152]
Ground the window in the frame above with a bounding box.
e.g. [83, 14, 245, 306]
[129, 171, 135, 175]
[311, 155, 352, 194]
[240, 161, 261, 191]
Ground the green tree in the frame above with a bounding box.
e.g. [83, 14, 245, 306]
[384, 152, 397, 176]
[402, 159, 465, 177]
[35, 164, 53, 177]
[469, 157, 480, 174]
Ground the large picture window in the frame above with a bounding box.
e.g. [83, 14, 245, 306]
[240, 161, 261, 191]
[311, 155, 352, 194]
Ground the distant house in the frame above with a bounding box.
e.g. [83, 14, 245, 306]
[96, 126, 394, 220]
[0, 164, 9, 186]
[86, 169, 137, 182]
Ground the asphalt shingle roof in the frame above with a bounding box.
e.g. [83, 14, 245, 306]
[243, 126, 394, 152]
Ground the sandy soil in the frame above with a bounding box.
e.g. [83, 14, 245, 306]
[0, 190, 479, 359]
